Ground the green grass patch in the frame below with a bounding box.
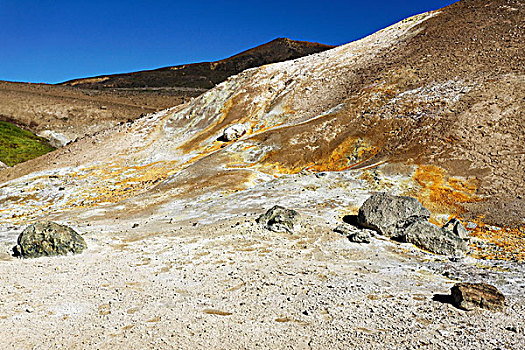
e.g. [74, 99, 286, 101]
[0, 121, 55, 166]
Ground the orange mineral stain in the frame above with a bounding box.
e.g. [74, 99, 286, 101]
[413, 165, 481, 216]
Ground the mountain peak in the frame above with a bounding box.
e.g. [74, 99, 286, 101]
[61, 38, 336, 90]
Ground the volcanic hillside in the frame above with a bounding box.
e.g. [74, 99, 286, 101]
[0, 0, 524, 252]
[61, 38, 335, 90]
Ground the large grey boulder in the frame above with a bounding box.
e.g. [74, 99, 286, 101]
[402, 221, 469, 256]
[257, 205, 300, 234]
[357, 192, 430, 238]
[14, 221, 87, 258]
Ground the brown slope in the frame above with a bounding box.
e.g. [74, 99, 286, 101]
[158, 0, 524, 225]
[60, 38, 335, 89]
[0, 80, 187, 147]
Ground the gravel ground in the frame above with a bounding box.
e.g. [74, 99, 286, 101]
[0, 216, 523, 349]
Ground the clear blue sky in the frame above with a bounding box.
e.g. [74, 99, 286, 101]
[0, 0, 457, 84]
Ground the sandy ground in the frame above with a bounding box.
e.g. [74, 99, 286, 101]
[0, 214, 523, 349]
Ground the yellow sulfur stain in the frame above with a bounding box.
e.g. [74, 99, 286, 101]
[62, 160, 182, 209]
[266, 138, 379, 175]
[413, 165, 481, 216]
[309, 138, 379, 172]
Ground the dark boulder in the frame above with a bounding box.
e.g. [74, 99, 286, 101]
[256, 206, 300, 234]
[451, 283, 505, 311]
[14, 221, 87, 258]
[356, 193, 470, 256]
[357, 193, 430, 238]
[402, 221, 469, 256]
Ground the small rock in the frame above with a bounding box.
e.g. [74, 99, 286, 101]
[505, 326, 519, 333]
[221, 124, 247, 142]
[334, 224, 372, 243]
[0, 160, 8, 168]
[348, 231, 371, 244]
[357, 193, 430, 238]
[448, 256, 464, 262]
[403, 221, 469, 256]
[256, 205, 300, 234]
[442, 218, 470, 240]
[466, 221, 477, 229]
[132, 223, 139, 228]
[451, 282, 505, 311]
[13, 221, 87, 258]
[334, 223, 359, 236]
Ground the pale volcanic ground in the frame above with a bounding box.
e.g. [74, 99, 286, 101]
[0, 2, 524, 348]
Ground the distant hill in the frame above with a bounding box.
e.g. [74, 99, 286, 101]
[60, 38, 336, 89]
[0, 80, 178, 150]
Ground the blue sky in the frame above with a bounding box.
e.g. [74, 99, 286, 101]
[0, 0, 457, 84]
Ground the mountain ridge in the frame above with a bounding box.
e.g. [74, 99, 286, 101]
[60, 38, 335, 89]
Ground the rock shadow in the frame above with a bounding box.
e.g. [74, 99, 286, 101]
[432, 294, 459, 309]
[342, 215, 360, 227]
[12, 245, 21, 258]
